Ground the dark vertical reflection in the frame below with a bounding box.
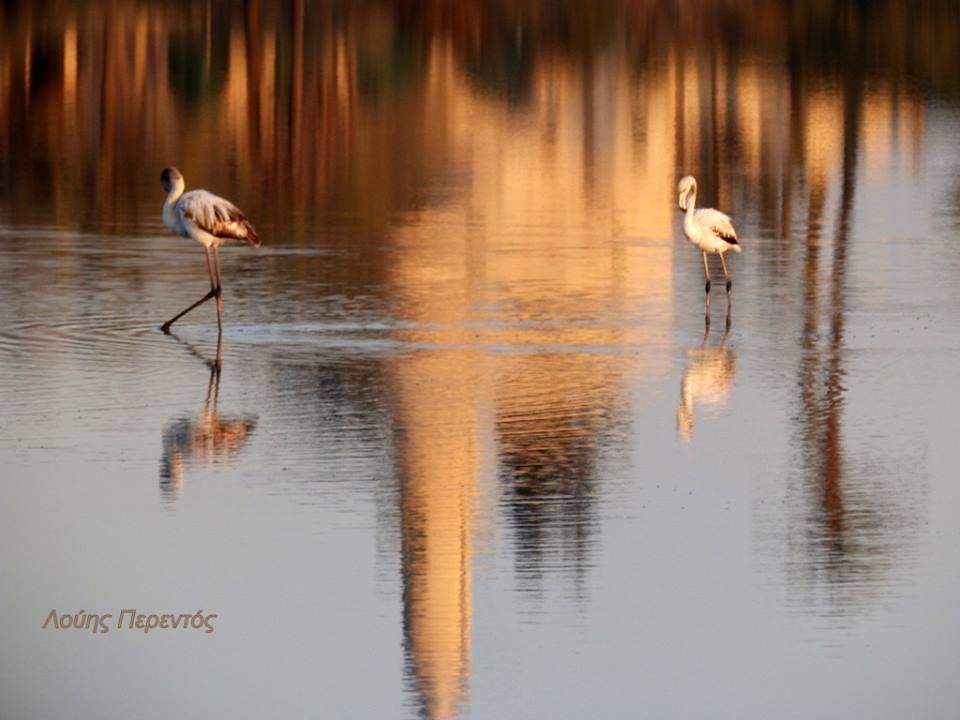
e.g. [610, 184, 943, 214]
[288, 0, 304, 198]
[244, 0, 262, 157]
[495, 358, 626, 598]
[780, 29, 802, 247]
[698, 45, 720, 205]
[784, 21, 915, 612]
[789, 7, 860, 599]
[673, 46, 686, 175]
[818, 37, 862, 545]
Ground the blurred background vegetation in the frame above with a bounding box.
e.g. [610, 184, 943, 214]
[1, 0, 956, 234]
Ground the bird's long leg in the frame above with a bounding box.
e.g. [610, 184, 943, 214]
[703, 252, 712, 326]
[719, 251, 733, 328]
[212, 245, 223, 333]
[205, 246, 217, 291]
[719, 251, 732, 293]
[160, 290, 217, 334]
[160, 248, 218, 334]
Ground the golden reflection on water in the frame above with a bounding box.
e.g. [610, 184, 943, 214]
[381, 66, 676, 700]
[393, 349, 479, 720]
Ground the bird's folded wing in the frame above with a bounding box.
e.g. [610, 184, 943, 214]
[179, 190, 261, 246]
[695, 208, 738, 244]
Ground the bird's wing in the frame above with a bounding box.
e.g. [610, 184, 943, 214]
[178, 190, 261, 247]
[695, 208, 738, 244]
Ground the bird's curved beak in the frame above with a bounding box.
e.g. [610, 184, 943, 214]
[678, 191, 687, 211]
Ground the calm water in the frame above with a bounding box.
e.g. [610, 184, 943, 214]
[2, 2, 960, 718]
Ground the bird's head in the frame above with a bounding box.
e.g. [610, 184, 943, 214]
[677, 175, 697, 210]
[161, 167, 185, 195]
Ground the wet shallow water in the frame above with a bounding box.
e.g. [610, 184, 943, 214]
[2, 3, 960, 719]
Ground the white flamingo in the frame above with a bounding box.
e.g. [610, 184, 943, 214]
[677, 176, 741, 304]
[160, 167, 261, 333]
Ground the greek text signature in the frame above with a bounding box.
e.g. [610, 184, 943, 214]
[42, 609, 217, 635]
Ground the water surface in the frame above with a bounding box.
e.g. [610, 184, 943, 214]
[2, 2, 960, 718]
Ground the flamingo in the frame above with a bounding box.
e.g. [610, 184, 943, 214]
[677, 175, 741, 318]
[159, 167, 261, 333]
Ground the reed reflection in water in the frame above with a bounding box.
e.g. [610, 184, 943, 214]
[2, 0, 948, 234]
[0, 1, 959, 718]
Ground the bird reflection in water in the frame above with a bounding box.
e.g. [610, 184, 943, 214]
[676, 323, 736, 443]
[159, 335, 257, 499]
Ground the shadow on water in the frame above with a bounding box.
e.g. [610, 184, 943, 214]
[159, 334, 258, 501]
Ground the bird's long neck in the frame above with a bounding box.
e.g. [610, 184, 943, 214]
[685, 188, 697, 220]
[164, 179, 185, 207]
[162, 179, 186, 234]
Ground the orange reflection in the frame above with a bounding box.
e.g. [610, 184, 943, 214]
[384, 40, 679, 715]
[393, 349, 479, 720]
